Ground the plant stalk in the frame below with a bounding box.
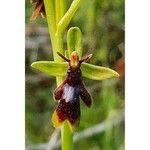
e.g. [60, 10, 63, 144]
[43, 0, 73, 150]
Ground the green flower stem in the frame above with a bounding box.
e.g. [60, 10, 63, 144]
[43, 0, 74, 150]
[44, 0, 64, 84]
[43, 0, 61, 61]
[43, 0, 56, 38]
[61, 122, 73, 150]
[54, 35, 64, 88]
[55, 0, 65, 24]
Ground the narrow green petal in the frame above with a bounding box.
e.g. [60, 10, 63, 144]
[31, 61, 68, 77]
[81, 63, 119, 80]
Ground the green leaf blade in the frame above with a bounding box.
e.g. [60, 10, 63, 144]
[31, 61, 68, 77]
[81, 63, 119, 80]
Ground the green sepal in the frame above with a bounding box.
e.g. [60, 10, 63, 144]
[31, 61, 68, 77]
[67, 27, 82, 58]
[31, 61, 119, 81]
[81, 63, 119, 80]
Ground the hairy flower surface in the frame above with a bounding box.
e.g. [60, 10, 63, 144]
[52, 51, 92, 132]
[30, 0, 46, 20]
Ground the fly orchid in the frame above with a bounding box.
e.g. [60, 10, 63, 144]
[30, 0, 120, 149]
[52, 51, 93, 132]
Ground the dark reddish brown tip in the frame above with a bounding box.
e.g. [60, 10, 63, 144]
[52, 99, 80, 132]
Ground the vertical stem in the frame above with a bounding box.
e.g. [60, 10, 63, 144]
[61, 122, 73, 150]
[43, 0, 73, 150]
[44, 0, 64, 84]
[43, 0, 56, 57]
[55, 0, 65, 24]
[53, 35, 64, 86]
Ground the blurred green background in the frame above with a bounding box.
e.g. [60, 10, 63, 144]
[25, 0, 124, 149]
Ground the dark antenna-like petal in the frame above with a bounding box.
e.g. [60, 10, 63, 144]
[79, 54, 93, 63]
[57, 52, 70, 62]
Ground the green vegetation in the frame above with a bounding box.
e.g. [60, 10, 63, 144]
[26, 0, 124, 149]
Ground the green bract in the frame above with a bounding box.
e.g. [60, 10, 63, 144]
[31, 61, 119, 80]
